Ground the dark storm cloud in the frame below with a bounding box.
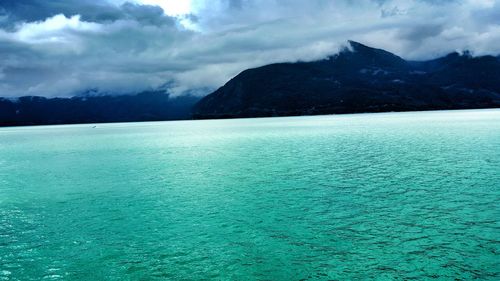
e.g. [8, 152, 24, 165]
[0, 0, 175, 27]
[0, 0, 499, 97]
[0, 0, 118, 26]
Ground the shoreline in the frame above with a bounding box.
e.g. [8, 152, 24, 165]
[1, 107, 499, 129]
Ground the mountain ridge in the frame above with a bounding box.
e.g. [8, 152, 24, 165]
[0, 91, 200, 127]
[193, 41, 500, 119]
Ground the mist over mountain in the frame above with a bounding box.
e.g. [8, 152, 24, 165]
[1, 0, 500, 98]
[193, 41, 500, 119]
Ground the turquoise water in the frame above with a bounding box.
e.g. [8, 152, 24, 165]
[0, 109, 499, 280]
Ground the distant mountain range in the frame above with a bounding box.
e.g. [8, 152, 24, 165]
[1, 41, 500, 126]
[0, 92, 199, 126]
[193, 41, 500, 119]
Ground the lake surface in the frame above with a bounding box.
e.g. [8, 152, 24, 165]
[0, 109, 499, 280]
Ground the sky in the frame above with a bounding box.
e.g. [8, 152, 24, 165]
[0, 0, 499, 98]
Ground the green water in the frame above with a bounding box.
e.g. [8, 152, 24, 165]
[0, 110, 499, 280]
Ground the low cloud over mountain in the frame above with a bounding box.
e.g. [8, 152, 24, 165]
[0, 0, 499, 98]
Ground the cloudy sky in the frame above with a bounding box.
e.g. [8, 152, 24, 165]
[0, 0, 499, 98]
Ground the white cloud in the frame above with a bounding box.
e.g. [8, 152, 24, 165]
[4, 15, 102, 56]
[136, 0, 193, 16]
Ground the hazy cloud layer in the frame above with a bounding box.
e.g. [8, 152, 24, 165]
[0, 0, 499, 97]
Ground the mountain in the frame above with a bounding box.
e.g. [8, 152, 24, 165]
[193, 41, 500, 119]
[2, 41, 499, 126]
[0, 91, 200, 126]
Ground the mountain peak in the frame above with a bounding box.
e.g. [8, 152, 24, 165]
[347, 40, 372, 51]
[337, 40, 406, 68]
[346, 40, 399, 57]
